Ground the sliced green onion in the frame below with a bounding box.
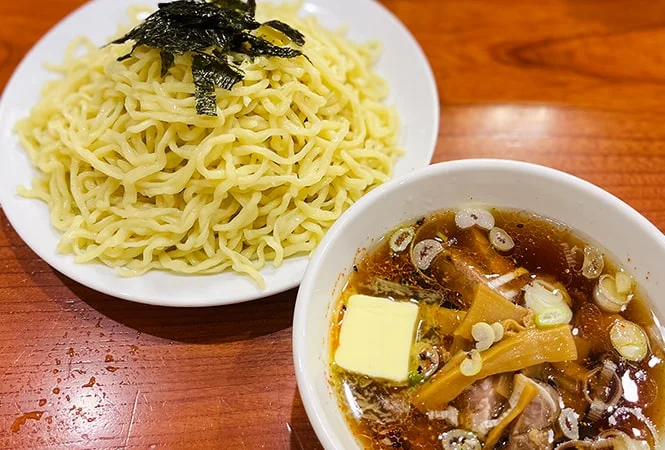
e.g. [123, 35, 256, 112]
[610, 319, 648, 362]
[582, 246, 604, 279]
[454, 208, 495, 230]
[412, 342, 441, 378]
[471, 322, 495, 351]
[411, 239, 443, 270]
[441, 429, 481, 450]
[524, 279, 573, 326]
[409, 372, 425, 387]
[491, 322, 504, 342]
[460, 350, 482, 376]
[489, 227, 515, 252]
[558, 408, 580, 440]
[530, 278, 572, 306]
[615, 271, 633, 295]
[389, 227, 414, 253]
[525, 283, 562, 309]
[594, 274, 633, 313]
[535, 307, 573, 328]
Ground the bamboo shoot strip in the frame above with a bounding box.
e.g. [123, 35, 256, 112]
[414, 325, 577, 411]
[454, 284, 528, 341]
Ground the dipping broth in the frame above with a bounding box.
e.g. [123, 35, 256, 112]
[329, 207, 664, 449]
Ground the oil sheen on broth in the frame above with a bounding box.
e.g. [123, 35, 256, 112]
[329, 208, 664, 450]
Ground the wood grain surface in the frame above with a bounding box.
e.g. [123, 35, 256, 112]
[1, 0, 665, 448]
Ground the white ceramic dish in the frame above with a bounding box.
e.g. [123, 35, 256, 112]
[293, 159, 665, 449]
[0, 0, 438, 307]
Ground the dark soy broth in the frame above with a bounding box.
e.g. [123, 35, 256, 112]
[330, 208, 664, 449]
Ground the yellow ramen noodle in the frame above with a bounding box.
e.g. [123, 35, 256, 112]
[15, 3, 402, 287]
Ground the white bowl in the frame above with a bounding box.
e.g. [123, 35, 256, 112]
[293, 159, 665, 449]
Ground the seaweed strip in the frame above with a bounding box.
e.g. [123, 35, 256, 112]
[192, 53, 244, 114]
[208, 0, 255, 15]
[110, 0, 305, 116]
[262, 20, 305, 46]
[234, 33, 303, 59]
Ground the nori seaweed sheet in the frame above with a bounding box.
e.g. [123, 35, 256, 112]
[111, 0, 305, 116]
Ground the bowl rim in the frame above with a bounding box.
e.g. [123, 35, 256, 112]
[292, 158, 665, 449]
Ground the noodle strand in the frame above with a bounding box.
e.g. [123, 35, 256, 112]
[16, 3, 402, 287]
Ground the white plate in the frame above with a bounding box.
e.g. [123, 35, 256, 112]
[0, 0, 439, 307]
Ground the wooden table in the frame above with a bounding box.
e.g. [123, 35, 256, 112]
[1, 0, 665, 448]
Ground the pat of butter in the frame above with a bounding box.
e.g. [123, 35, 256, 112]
[334, 294, 419, 383]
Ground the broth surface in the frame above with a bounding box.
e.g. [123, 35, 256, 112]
[330, 208, 665, 449]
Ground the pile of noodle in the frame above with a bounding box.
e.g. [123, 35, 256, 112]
[15, 2, 402, 287]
